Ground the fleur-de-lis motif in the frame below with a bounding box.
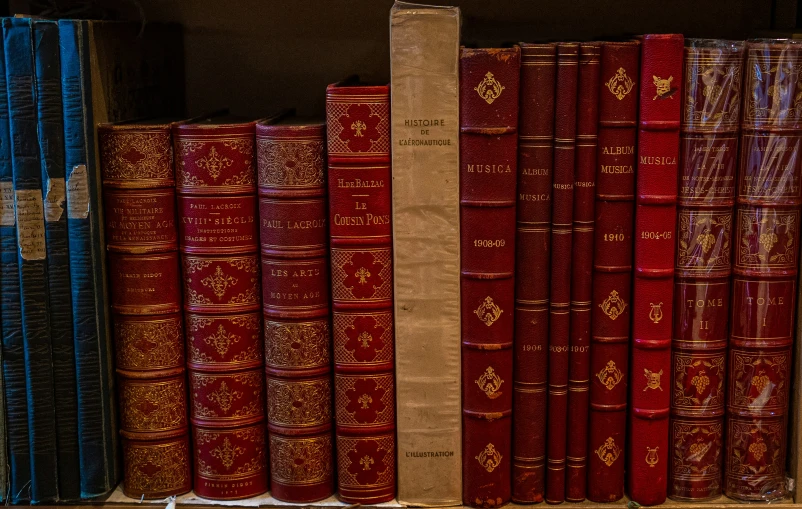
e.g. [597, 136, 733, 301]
[354, 266, 371, 285]
[474, 72, 505, 104]
[646, 446, 659, 467]
[606, 67, 635, 100]
[351, 120, 367, 137]
[358, 331, 373, 348]
[204, 324, 239, 356]
[475, 443, 502, 473]
[196, 145, 233, 180]
[749, 437, 767, 461]
[474, 296, 503, 326]
[644, 368, 663, 391]
[596, 437, 621, 467]
[358, 393, 373, 409]
[201, 266, 238, 300]
[360, 455, 374, 471]
[691, 370, 710, 394]
[475, 366, 504, 399]
[210, 437, 244, 470]
[599, 290, 627, 320]
[597, 360, 624, 391]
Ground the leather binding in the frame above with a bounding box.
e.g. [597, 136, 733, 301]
[566, 42, 601, 503]
[460, 47, 520, 508]
[99, 122, 191, 499]
[175, 118, 268, 500]
[669, 39, 744, 502]
[724, 40, 802, 501]
[257, 120, 334, 503]
[513, 42, 556, 504]
[4, 18, 59, 503]
[627, 33, 683, 506]
[588, 41, 639, 503]
[546, 42, 579, 505]
[33, 19, 81, 502]
[326, 82, 396, 504]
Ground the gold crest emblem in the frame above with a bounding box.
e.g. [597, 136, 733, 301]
[653, 75, 675, 100]
[475, 296, 503, 326]
[597, 360, 624, 391]
[475, 366, 504, 399]
[476, 443, 502, 473]
[646, 446, 659, 467]
[605, 67, 635, 101]
[474, 72, 505, 105]
[599, 290, 627, 321]
[643, 368, 663, 391]
[648, 302, 663, 324]
[596, 437, 621, 467]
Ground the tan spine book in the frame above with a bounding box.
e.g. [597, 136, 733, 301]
[390, 2, 462, 505]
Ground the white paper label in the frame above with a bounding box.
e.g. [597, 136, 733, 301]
[15, 189, 46, 260]
[44, 177, 66, 222]
[0, 181, 13, 226]
[67, 165, 89, 219]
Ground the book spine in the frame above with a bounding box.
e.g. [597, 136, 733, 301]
[546, 42, 579, 505]
[724, 40, 802, 502]
[98, 124, 191, 499]
[669, 40, 743, 502]
[460, 47, 520, 508]
[4, 18, 59, 504]
[587, 41, 639, 503]
[326, 84, 396, 505]
[627, 33, 684, 506]
[257, 122, 334, 503]
[0, 25, 23, 505]
[513, 42, 556, 504]
[32, 19, 81, 501]
[566, 42, 601, 502]
[175, 121, 268, 500]
[58, 19, 118, 498]
[389, 5, 463, 505]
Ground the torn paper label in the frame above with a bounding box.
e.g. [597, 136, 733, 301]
[15, 189, 46, 260]
[0, 181, 13, 226]
[44, 177, 66, 222]
[67, 164, 90, 219]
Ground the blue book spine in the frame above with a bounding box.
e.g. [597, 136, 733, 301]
[58, 19, 117, 498]
[0, 21, 22, 506]
[33, 19, 81, 502]
[3, 17, 59, 504]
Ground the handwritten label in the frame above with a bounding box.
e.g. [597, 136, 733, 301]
[67, 165, 89, 219]
[0, 181, 13, 226]
[44, 177, 66, 222]
[15, 189, 46, 260]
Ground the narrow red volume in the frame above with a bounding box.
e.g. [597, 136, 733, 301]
[587, 41, 639, 503]
[460, 46, 520, 508]
[546, 42, 579, 505]
[513, 42, 556, 504]
[669, 39, 744, 502]
[565, 42, 601, 503]
[326, 83, 396, 505]
[724, 40, 802, 502]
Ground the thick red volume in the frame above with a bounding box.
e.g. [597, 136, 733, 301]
[628, 33, 684, 506]
[326, 83, 396, 505]
[257, 121, 334, 503]
[98, 123, 191, 499]
[669, 40, 744, 502]
[588, 41, 639, 503]
[174, 119, 268, 500]
[546, 42, 578, 505]
[460, 47, 520, 508]
[724, 40, 802, 502]
[513, 42, 555, 504]
[566, 42, 601, 503]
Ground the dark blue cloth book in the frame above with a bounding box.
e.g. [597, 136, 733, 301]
[3, 16, 59, 504]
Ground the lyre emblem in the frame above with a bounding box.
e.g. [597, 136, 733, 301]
[649, 302, 663, 324]
[475, 443, 502, 473]
[645, 446, 659, 467]
[596, 437, 621, 467]
[605, 67, 634, 100]
[475, 366, 504, 399]
[599, 290, 627, 321]
[474, 296, 503, 326]
[643, 369, 663, 391]
[351, 120, 367, 137]
[596, 360, 624, 391]
[653, 75, 676, 100]
[474, 72, 505, 105]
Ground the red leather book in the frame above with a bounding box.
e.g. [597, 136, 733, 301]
[669, 40, 744, 502]
[628, 33, 684, 506]
[174, 118, 268, 500]
[98, 122, 191, 499]
[325, 82, 396, 504]
[566, 42, 601, 502]
[256, 120, 334, 503]
[513, 42, 555, 504]
[588, 41, 639, 503]
[546, 42, 579, 505]
[724, 40, 802, 502]
[460, 46, 520, 508]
